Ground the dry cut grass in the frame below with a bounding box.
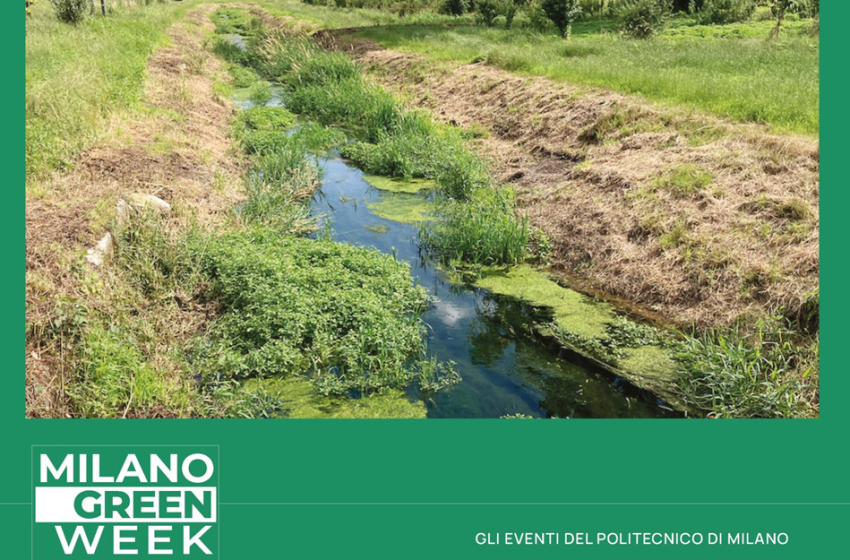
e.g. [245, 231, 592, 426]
[336, 38, 818, 333]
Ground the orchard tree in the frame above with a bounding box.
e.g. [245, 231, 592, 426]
[768, 0, 797, 39]
[502, 0, 519, 29]
[541, 0, 582, 38]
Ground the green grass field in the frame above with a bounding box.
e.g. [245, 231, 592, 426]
[26, 1, 192, 177]
[261, 1, 818, 134]
[356, 18, 818, 134]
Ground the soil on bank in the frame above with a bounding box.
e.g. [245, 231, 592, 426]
[321, 31, 819, 331]
[26, 5, 245, 418]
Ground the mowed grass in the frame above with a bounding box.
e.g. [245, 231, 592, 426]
[26, 1, 191, 177]
[353, 18, 818, 134]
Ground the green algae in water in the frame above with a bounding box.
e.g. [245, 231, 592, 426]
[366, 194, 433, 224]
[474, 265, 684, 406]
[475, 265, 612, 340]
[242, 378, 426, 419]
[241, 106, 295, 131]
[363, 175, 436, 194]
[366, 224, 390, 234]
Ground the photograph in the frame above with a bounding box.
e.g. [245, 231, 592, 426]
[25, 0, 819, 419]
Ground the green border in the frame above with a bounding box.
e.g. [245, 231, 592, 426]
[4, 1, 843, 558]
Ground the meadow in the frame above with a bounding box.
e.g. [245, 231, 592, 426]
[356, 18, 818, 134]
[26, 1, 192, 177]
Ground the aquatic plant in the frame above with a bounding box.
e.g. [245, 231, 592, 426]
[420, 189, 530, 265]
[191, 228, 447, 397]
[240, 106, 296, 132]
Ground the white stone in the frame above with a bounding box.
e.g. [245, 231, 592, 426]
[85, 233, 113, 267]
[127, 193, 171, 214]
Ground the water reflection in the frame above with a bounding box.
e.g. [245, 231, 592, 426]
[309, 153, 679, 419]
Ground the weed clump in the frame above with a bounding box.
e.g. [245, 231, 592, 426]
[654, 164, 713, 197]
[71, 324, 185, 418]
[192, 228, 457, 396]
[421, 189, 530, 266]
[675, 320, 815, 418]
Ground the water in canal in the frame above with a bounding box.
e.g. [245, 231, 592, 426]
[230, 44, 679, 419]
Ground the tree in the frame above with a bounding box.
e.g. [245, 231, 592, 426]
[477, 0, 499, 26]
[540, 0, 582, 38]
[443, 0, 470, 16]
[617, 0, 673, 39]
[768, 0, 797, 39]
[502, 0, 519, 29]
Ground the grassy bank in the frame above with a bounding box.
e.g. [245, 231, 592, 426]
[26, 1, 194, 177]
[259, 1, 818, 134]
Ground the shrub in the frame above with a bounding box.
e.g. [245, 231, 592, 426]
[477, 0, 500, 26]
[696, 0, 756, 24]
[503, 0, 519, 28]
[527, 1, 555, 32]
[541, 0, 583, 38]
[49, 0, 92, 24]
[443, 0, 470, 15]
[617, 0, 673, 39]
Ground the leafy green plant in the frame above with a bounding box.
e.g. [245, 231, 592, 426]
[617, 0, 672, 38]
[192, 228, 448, 397]
[541, 0, 583, 38]
[240, 106, 296, 132]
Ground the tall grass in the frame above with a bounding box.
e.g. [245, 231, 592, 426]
[675, 320, 817, 418]
[26, 0, 191, 177]
[239, 24, 494, 202]
[420, 189, 530, 266]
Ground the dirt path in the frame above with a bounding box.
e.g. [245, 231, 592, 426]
[324, 32, 819, 331]
[25, 5, 245, 417]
